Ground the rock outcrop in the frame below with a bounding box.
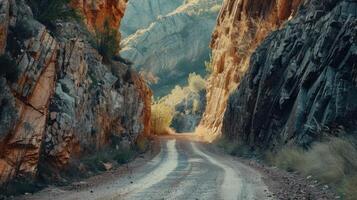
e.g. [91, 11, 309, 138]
[197, 0, 303, 140]
[71, 0, 127, 31]
[0, 0, 9, 54]
[0, 0, 151, 185]
[223, 0, 357, 148]
[120, 0, 184, 38]
[120, 0, 222, 96]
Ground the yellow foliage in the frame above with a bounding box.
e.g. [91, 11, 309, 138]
[151, 103, 174, 135]
[188, 73, 206, 93]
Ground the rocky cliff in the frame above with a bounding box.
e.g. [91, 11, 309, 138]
[223, 0, 357, 148]
[120, 0, 222, 96]
[0, 0, 151, 185]
[71, 0, 127, 31]
[197, 0, 303, 140]
[120, 0, 184, 38]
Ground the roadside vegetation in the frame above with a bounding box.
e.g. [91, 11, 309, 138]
[266, 137, 357, 200]
[150, 73, 206, 134]
[151, 102, 174, 135]
[217, 133, 357, 200]
[216, 137, 260, 158]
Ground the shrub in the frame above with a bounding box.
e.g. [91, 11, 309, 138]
[151, 102, 174, 135]
[114, 148, 135, 164]
[26, 0, 80, 28]
[188, 73, 206, 93]
[216, 137, 257, 158]
[135, 135, 150, 153]
[269, 137, 357, 199]
[0, 54, 19, 83]
[91, 20, 121, 63]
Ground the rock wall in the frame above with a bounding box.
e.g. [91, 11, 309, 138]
[223, 0, 357, 148]
[71, 0, 127, 31]
[0, 0, 151, 184]
[197, 0, 302, 140]
[0, 0, 9, 54]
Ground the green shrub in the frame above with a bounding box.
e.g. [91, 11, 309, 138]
[114, 148, 135, 164]
[0, 54, 19, 83]
[216, 137, 256, 158]
[26, 0, 80, 28]
[81, 146, 136, 172]
[91, 20, 121, 63]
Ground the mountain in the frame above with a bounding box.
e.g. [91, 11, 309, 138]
[120, 0, 222, 96]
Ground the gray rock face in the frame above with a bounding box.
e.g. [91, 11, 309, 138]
[223, 0, 357, 148]
[0, 78, 17, 141]
[120, 0, 222, 96]
[120, 0, 184, 38]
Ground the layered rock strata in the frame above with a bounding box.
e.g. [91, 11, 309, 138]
[223, 0, 357, 148]
[0, 0, 151, 184]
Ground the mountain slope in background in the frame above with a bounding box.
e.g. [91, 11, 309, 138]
[120, 0, 222, 96]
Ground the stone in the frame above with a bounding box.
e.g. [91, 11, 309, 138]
[222, 0, 357, 148]
[198, 0, 303, 141]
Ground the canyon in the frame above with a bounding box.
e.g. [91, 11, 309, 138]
[0, 0, 356, 199]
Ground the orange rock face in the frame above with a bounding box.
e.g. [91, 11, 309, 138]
[71, 0, 128, 31]
[132, 72, 152, 136]
[0, 0, 9, 54]
[0, 0, 152, 185]
[197, 0, 302, 140]
[0, 28, 58, 183]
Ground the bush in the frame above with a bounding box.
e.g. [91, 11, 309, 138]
[26, 0, 80, 28]
[188, 73, 206, 93]
[151, 102, 174, 135]
[135, 135, 150, 153]
[81, 146, 136, 173]
[91, 20, 121, 63]
[216, 137, 257, 158]
[0, 54, 19, 83]
[269, 137, 357, 199]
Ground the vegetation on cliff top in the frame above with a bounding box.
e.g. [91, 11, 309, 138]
[91, 20, 121, 63]
[26, 0, 80, 28]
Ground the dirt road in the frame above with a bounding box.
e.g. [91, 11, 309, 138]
[19, 136, 273, 200]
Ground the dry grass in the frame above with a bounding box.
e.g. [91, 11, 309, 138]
[268, 137, 357, 199]
[150, 103, 174, 135]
